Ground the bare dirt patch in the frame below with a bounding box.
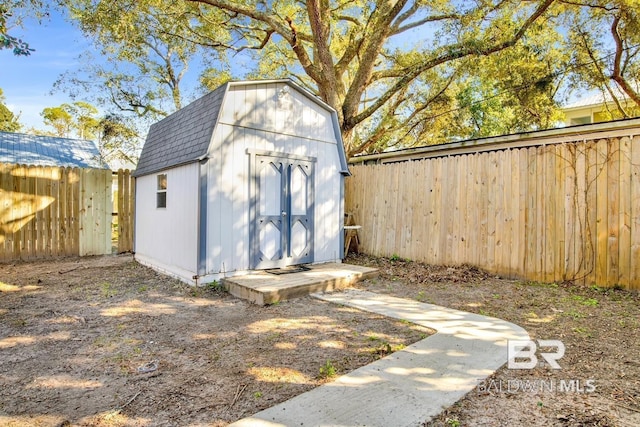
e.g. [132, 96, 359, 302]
[0, 255, 430, 426]
[347, 254, 640, 427]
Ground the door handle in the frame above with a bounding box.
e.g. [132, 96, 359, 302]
[281, 211, 287, 217]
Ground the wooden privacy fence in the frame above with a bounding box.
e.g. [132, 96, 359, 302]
[346, 120, 640, 291]
[0, 164, 134, 261]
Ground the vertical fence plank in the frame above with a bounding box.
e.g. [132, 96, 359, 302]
[573, 143, 586, 285]
[618, 137, 631, 288]
[473, 153, 490, 265]
[0, 164, 11, 259]
[554, 144, 565, 283]
[607, 138, 620, 286]
[595, 139, 609, 286]
[485, 151, 497, 272]
[585, 142, 598, 285]
[515, 148, 527, 275]
[430, 158, 442, 263]
[524, 147, 536, 281]
[630, 136, 640, 290]
[117, 170, 125, 252]
[564, 145, 576, 281]
[543, 146, 556, 283]
[458, 155, 473, 264]
[441, 156, 455, 265]
[464, 154, 474, 265]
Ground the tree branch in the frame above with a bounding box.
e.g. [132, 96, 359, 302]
[186, 0, 321, 81]
[610, 14, 640, 107]
[345, 0, 556, 130]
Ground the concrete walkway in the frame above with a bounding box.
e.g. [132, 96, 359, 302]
[230, 289, 529, 427]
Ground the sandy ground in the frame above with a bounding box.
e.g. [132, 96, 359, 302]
[2, 253, 638, 426]
[0, 255, 430, 426]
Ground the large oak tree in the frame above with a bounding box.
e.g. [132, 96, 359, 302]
[60, 0, 563, 156]
[182, 0, 557, 155]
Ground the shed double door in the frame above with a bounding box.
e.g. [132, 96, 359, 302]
[252, 154, 314, 269]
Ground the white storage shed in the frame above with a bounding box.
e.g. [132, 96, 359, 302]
[133, 80, 350, 284]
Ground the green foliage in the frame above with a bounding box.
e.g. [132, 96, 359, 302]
[101, 282, 116, 298]
[1, 5, 33, 56]
[571, 295, 598, 307]
[39, 101, 140, 167]
[318, 360, 337, 379]
[0, 88, 22, 131]
[562, 1, 640, 114]
[446, 418, 461, 427]
[60, 0, 559, 156]
[59, 0, 229, 118]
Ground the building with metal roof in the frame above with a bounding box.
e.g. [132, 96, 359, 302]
[0, 131, 108, 169]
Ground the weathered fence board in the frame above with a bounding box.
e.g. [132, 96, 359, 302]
[0, 164, 135, 261]
[346, 124, 640, 291]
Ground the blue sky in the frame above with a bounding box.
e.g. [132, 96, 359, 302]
[1, 5, 431, 133]
[1, 8, 91, 130]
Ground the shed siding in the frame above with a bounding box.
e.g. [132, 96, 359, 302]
[204, 83, 343, 275]
[219, 83, 337, 144]
[135, 163, 199, 276]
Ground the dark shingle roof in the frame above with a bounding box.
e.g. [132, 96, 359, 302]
[0, 131, 108, 169]
[133, 84, 227, 177]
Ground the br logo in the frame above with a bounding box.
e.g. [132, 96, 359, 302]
[507, 340, 565, 370]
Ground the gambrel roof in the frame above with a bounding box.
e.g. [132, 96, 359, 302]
[134, 79, 349, 177]
[0, 131, 108, 169]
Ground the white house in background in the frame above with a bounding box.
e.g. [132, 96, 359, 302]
[562, 92, 639, 126]
[133, 80, 350, 285]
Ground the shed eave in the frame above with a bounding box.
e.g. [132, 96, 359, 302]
[132, 158, 201, 177]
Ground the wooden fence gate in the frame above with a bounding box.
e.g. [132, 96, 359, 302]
[0, 164, 134, 261]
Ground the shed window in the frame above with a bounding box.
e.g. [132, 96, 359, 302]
[157, 174, 167, 208]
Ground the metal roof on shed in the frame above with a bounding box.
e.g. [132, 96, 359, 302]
[0, 131, 108, 169]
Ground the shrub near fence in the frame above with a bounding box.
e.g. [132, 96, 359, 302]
[346, 120, 640, 291]
[0, 164, 134, 261]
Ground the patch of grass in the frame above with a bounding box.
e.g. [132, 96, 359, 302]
[564, 309, 585, 319]
[416, 291, 427, 302]
[446, 418, 461, 427]
[571, 295, 598, 306]
[253, 391, 263, 399]
[390, 254, 401, 261]
[573, 327, 592, 337]
[206, 280, 225, 292]
[101, 282, 117, 298]
[319, 360, 337, 379]
[519, 281, 558, 289]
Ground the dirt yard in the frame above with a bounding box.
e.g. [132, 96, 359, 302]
[0, 255, 430, 426]
[347, 254, 640, 427]
[1, 254, 638, 427]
